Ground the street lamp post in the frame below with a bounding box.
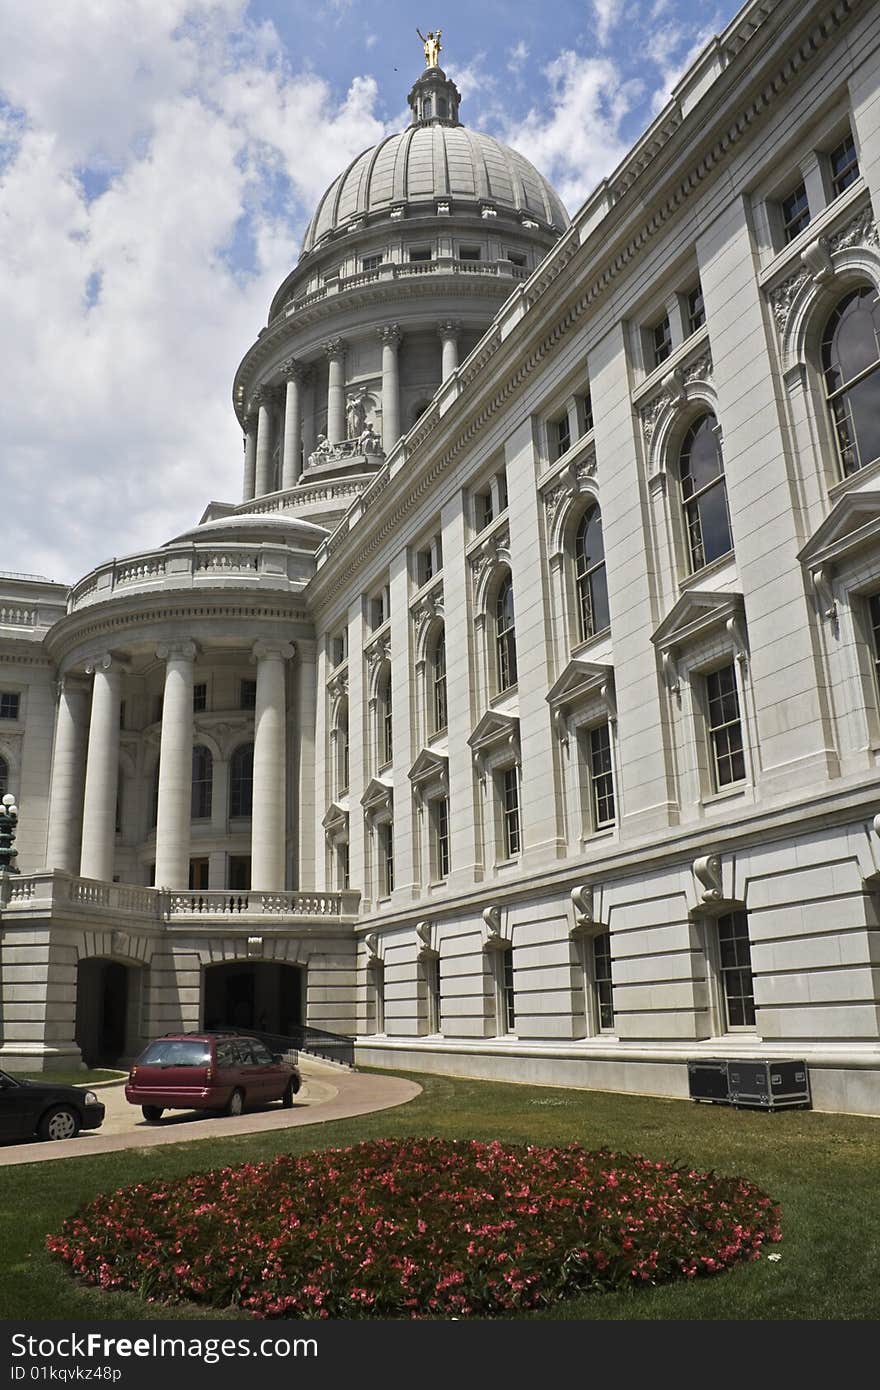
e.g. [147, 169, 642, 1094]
[0, 793, 19, 874]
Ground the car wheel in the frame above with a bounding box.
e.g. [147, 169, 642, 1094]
[38, 1106, 81, 1142]
[225, 1088, 244, 1118]
[141, 1105, 164, 1122]
[282, 1079, 297, 1108]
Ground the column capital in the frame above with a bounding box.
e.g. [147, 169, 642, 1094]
[252, 639, 296, 663]
[156, 640, 197, 663]
[84, 653, 127, 677]
[55, 673, 91, 699]
[322, 337, 347, 361]
[251, 384, 281, 409]
[280, 356, 310, 383]
[437, 319, 462, 338]
[378, 323, 402, 349]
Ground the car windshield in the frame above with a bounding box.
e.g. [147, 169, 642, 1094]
[138, 1040, 211, 1067]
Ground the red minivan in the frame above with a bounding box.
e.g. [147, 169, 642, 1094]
[125, 1032, 301, 1122]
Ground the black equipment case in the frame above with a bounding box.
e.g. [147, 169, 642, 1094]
[688, 1058, 811, 1110]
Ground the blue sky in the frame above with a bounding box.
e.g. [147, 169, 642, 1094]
[0, 0, 742, 583]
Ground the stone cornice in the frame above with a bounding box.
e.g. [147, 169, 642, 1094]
[46, 597, 312, 668]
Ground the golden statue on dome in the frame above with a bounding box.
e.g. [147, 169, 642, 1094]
[417, 27, 442, 69]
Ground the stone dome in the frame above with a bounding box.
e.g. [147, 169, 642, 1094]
[300, 68, 568, 256]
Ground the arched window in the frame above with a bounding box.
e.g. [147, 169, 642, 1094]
[574, 505, 610, 641]
[0, 755, 8, 798]
[378, 665, 393, 768]
[336, 699, 350, 795]
[191, 745, 213, 820]
[431, 627, 447, 734]
[229, 743, 254, 818]
[495, 572, 518, 692]
[822, 286, 880, 476]
[679, 413, 732, 571]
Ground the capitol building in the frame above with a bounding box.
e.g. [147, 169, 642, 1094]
[3, 0, 880, 1115]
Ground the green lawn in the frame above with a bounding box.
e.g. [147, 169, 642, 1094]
[20, 1070, 126, 1087]
[1, 1070, 878, 1321]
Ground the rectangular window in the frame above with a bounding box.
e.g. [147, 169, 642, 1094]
[337, 841, 350, 891]
[496, 470, 509, 513]
[501, 767, 521, 859]
[240, 679, 256, 710]
[370, 592, 387, 629]
[193, 682, 207, 713]
[154, 694, 164, 723]
[330, 631, 348, 667]
[379, 822, 394, 896]
[829, 131, 859, 197]
[189, 857, 210, 890]
[588, 723, 616, 829]
[409, 247, 432, 263]
[228, 854, 251, 890]
[505, 249, 526, 267]
[432, 638, 447, 734]
[362, 253, 384, 272]
[0, 692, 20, 720]
[717, 910, 756, 1029]
[593, 931, 614, 1031]
[706, 664, 746, 790]
[502, 951, 515, 1032]
[652, 314, 672, 367]
[781, 181, 810, 242]
[432, 796, 450, 879]
[581, 391, 594, 434]
[458, 245, 481, 261]
[554, 413, 571, 459]
[475, 488, 493, 531]
[687, 284, 705, 334]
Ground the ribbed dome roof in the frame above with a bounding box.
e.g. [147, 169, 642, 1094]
[301, 123, 569, 255]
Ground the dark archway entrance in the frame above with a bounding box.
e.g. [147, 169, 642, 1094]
[204, 962, 304, 1038]
[75, 959, 131, 1066]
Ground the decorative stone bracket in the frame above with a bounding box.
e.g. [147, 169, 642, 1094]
[481, 904, 510, 951]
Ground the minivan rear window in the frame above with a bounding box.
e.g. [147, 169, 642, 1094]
[138, 1040, 211, 1067]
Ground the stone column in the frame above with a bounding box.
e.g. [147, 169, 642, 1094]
[379, 324, 402, 450]
[254, 386, 278, 497]
[45, 675, 90, 873]
[242, 412, 258, 502]
[79, 655, 124, 882]
[438, 319, 461, 381]
[251, 639, 295, 891]
[281, 358, 306, 490]
[154, 641, 197, 889]
[323, 339, 347, 446]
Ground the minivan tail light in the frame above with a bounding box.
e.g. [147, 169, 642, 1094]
[129, 1066, 138, 1081]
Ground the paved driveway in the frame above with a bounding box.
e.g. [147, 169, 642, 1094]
[0, 1059, 421, 1166]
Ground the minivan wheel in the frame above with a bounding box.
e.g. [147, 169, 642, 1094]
[141, 1105, 164, 1122]
[38, 1106, 80, 1142]
[226, 1088, 244, 1118]
[282, 1079, 296, 1108]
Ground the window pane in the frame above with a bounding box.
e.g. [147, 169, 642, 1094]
[593, 932, 614, 1031]
[229, 743, 254, 816]
[717, 912, 756, 1028]
[830, 133, 859, 195]
[706, 666, 745, 789]
[781, 182, 810, 240]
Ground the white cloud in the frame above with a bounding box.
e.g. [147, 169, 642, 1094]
[501, 51, 640, 213]
[0, 0, 389, 583]
[507, 40, 529, 74]
[592, 0, 625, 48]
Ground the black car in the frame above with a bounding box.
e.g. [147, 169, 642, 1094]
[0, 1069, 105, 1143]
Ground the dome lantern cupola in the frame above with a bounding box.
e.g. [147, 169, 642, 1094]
[407, 66, 461, 127]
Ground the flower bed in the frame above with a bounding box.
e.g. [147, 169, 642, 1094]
[46, 1138, 781, 1317]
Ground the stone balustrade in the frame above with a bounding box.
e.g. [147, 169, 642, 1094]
[282, 257, 526, 316]
[68, 542, 307, 611]
[0, 873, 361, 924]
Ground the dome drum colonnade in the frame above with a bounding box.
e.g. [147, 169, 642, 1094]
[235, 65, 567, 506]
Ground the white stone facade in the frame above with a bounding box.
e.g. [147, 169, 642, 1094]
[2, 0, 880, 1115]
